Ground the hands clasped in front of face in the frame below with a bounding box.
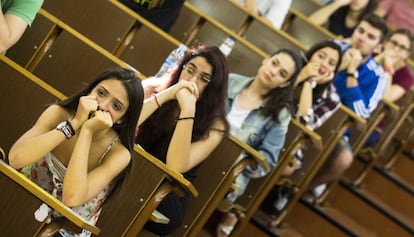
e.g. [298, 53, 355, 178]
[75, 95, 113, 133]
[173, 80, 199, 112]
[342, 48, 363, 72]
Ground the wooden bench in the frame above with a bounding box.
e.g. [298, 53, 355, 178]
[183, 0, 305, 52]
[291, 0, 323, 16]
[42, 0, 135, 53]
[171, 134, 268, 236]
[97, 145, 198, 236]
[6, 13, 55, 68]
[347, 100, 402, 186]
[283, 8, 336, 49]
[266, 106, 364, 228]
[108, 0, 183, 76]
[170, 1, 267, 76]
[308, 100, 392, 205]
[301, 101, 414, 236]
[42, 0, 191, 76]
[0, 54, 64, 151]
[0, 159, 100, 236]
[13, 9, 145, 97]
[229, 118, 322, 236]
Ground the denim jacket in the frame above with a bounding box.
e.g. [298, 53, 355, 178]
[227, 73, 291, 178]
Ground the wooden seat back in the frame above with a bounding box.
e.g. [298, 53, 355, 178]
[313, 101, 397, 204]
[42, 0, 188, 77]
[170, 1, 266, 76]
[24, 10, 144, 96]
[97, 145, 197, 236]
[268, 106, 365, 227]
[346, 91, 414, 184]
[0, 159, 100, 236]
[171, 134, 268, 236]
[6, 14, 55, 67]
[42, 0, 135, 52]
[284, 8, 335, 49]
[229, 119, 322, 236]
[0, 55, 63, 151]
[291, 0, 323, 16]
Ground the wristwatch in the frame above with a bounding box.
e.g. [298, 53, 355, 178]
[56, 120, 75, 139]
[346, 71, 359, 78]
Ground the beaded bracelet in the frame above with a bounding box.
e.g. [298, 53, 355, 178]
[177, 116, 195, 121]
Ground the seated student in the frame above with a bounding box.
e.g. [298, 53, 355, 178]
[136, 45, 230, 235]
[119, 0, 185, 32]
[377, 29, 414, 102]
[365, 28, 414, 146]
[308, 0, 378, 38]
[1, 0, 44, 54]
[333, 13, 388, 119]
[291, 40, 344, 174]
[235, 0, 292, 29]
[374, 0, 414, 35]
[8, 67, 144, 237]
[307, 14, 388, 193]
[272, 40, 344, 208]
[217, 48, 302, 237]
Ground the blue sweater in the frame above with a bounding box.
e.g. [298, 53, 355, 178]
[333, 41, 387, 119]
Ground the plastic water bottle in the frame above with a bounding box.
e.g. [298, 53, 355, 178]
[219, 36, 236, 57]
[155, 44, 188, 77]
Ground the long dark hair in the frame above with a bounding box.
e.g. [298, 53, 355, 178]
[137, 45, 229, 155]
[262, 48, 302, 122]
[301, 40, 343, 103]
[172, 45, 230, 138]
[58, 67, 144, 153]
[343, 0, 378, 22]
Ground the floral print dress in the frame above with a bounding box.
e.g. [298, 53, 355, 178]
[21, 137, 118, 236]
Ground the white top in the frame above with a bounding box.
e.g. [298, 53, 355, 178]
[227, 95, 251, 136]
[237, 0, 292, 29]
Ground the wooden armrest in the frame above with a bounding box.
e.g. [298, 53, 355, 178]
[408, 60, 414, 73]
[291, 119, 323, 150]
[228, 134, 269, 171]
[0, 147, 5, 161]
[339, 105, 366, 129]
[382, 98, 400, 115]
[134, 145, 198, 197]
[0, 160, 100, 235]
[150, 210, 170, 224]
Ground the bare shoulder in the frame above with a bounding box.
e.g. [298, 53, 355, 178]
[103, 142, 132, 168]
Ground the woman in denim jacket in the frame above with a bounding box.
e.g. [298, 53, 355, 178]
[217, 48, 302, 237]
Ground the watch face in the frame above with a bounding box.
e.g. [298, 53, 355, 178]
[57, 121, 67, 130]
